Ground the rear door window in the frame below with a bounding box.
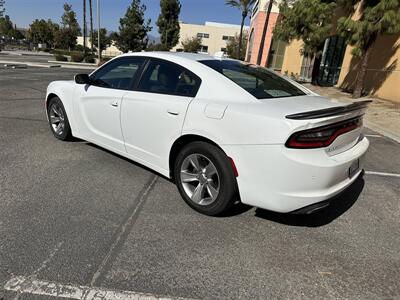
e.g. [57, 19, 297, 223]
[137, 59, 201, 97]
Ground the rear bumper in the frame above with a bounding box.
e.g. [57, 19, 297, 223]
[222, 136, 369, 213]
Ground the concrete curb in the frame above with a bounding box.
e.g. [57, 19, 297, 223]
[0, 60, 94, 70]
[0, 60, 61, 68]
[48, 60, 98, 68]
[0, 50, 53, 57]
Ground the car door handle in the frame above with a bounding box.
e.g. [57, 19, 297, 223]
[110, 100, 119, 107]
[167, 109, 180, 116]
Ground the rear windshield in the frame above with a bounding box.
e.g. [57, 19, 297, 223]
[199, 60, 305, 99]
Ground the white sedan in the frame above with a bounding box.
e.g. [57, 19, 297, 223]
[46, 52, 370, 216]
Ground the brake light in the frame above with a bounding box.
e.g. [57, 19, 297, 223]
[285, 117, 362, 149]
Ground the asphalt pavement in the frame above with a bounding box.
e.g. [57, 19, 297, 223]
[0, 66, 399, 300]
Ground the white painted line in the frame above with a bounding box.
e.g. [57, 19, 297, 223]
[5, 276, 193, 300]
[365, 171, 400, 178]
[33, 241, 63, 275]
[365, 134, 382, 138]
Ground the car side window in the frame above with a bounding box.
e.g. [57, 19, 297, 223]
[137, 59, 201, 97]
[90, 57, 144, 90]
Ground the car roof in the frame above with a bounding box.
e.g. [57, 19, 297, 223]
[119, 51, 235, 62]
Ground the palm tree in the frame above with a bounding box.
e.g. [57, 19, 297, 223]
[225, 0, 256, 59]
[83, 0, 87, 55]
[256, 0, 274, 66]
[89, 0, 94, 53]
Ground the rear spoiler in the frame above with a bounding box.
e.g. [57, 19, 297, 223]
[286, 100, 372, 120]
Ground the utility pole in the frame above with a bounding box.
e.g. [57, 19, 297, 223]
[97, 0, 100, 63]
[83, 0, 87, 55]
[0, 0, 6, 18]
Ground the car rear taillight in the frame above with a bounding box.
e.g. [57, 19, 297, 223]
[285, 117, 363, 149]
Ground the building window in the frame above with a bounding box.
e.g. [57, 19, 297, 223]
[222, 35, 234, 41]
[197, 33, 210, 39]
[199, 45, 208, 53]
[251, 0, 260, 18]
[267, 39, 287, 71]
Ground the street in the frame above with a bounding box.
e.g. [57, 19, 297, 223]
[0, 66, 399, 299]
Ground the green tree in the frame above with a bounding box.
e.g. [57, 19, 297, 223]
[28, 19, 59, 47]
[0, 15, 13, 36]
[8, 25, 24, 40]
[59, 3, 81, 50]
[273, 0, 336, 83]
[0, 15, 24, 40]
[146, 42, 170, 51]
[338, 0, 400, 98]
[225, 0, 256, 59]
[0, 0, 5, 18]
[114, 0, 152, 53]
[181, 36, 202, 53]
[157, 0, 181, 50]
[91, 28, 111, 58]
[227, 33, 248, 60]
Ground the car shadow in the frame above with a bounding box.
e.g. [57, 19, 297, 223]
[254, 174, 365, 227]
[85, 142, 364, 225]
[86, 142, 169, 180]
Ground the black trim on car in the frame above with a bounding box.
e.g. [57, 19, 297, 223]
[285, 100, 372, 120]
[88, 56, 202, 97]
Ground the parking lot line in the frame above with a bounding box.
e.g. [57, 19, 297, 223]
[4, 276, 192, 300]
[365, 171, 400, 178]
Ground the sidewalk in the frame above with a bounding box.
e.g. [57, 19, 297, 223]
[304, 84, 400, 143]
[0, 59, 95, 70]
[0, 50, 53, 56]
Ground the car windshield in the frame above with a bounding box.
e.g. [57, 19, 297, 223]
[199, 60, 306, 99]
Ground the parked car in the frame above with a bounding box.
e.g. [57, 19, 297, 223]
[46, 52, 370, 216]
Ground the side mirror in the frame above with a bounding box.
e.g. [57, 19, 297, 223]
[75, 74, 91, 85]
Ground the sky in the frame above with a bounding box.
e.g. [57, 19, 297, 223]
[4, 0, 250, 37]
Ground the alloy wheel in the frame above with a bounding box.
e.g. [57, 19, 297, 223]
[49, 103, 65, 136]
[180, 153, 220, 206]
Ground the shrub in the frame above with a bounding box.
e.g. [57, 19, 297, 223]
[70, 52, 84, 62]
[54, 54, 68, 62]
[74, 44, 90, 52]
[84, 55, 96, 64]
[98, 57, 112, 66]
[51, 49, 70, 56]
[146, 43, 170, 52]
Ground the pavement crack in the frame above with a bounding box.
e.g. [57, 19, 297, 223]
[90, 175, 158, 286]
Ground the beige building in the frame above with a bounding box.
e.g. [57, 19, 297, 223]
[272, 3, 400, 103]
[76, 36, 122, 57]
[171, 21, 249, 55]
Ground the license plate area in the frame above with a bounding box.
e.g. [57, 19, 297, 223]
[348, 159, 360, 178]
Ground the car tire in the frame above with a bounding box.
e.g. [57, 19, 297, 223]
[174, 141, 238, 216]
[47, 97, 73, 141]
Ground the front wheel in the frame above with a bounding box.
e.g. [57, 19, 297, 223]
[174, 141, 238, 216]
[47, 97, 73, 141]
